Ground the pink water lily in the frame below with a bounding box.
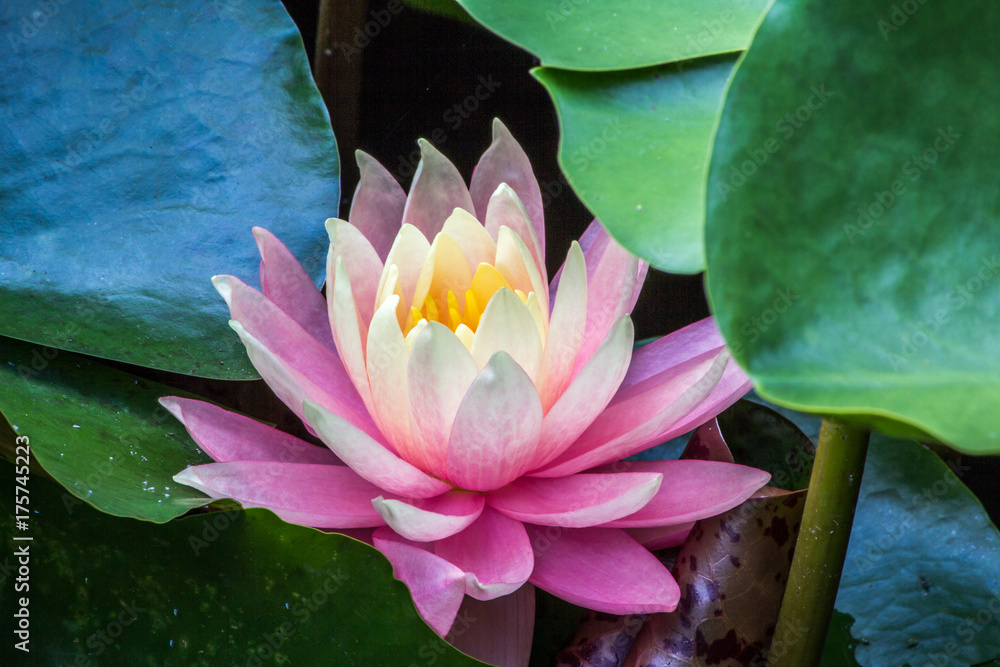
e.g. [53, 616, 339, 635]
[167, 120, 764, 663]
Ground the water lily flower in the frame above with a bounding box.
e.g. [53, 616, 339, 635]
[167, 120, 766, 663]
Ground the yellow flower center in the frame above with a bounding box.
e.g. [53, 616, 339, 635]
[372, 209, 548, 354]
[407, 263, 530, 335]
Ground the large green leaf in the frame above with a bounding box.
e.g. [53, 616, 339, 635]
[1, 0, 339, 379]
[0, 336, 211, 523]
[705, 0, 1000, 452]
[535, 55, 736, 273]
[0, 464, 487, 667]
[838, 437, 1000, 666]
[456, 0, 768, 70]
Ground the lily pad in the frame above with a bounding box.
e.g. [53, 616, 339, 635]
[0, 336, 211, 523]
[837, 436, 1000, 666]
[457, 0, 768, 70]
[744, 397, 1000, 666]
[534, 55, 736, 273]
[0, 0, 339, 379]
[705, 0, 1000, 453]
[555, 611, 646, 667]
[0, 463, 487, 667]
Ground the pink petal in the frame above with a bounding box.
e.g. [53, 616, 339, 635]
[653, 355, 752, 443]
[303, 400, 452, 498]
[366, 295, 415, 456]
[327, 258, 377, 416]
[435, 506, 534, 600]
[159, 396, 340, 465]
[627, 523, 694, 550]
[470, 119, 545, 259]
[374, 491, 485, 542]
[470, 288, 543, 382]
[173, 462, 386, 528]
[327, 218, 384, 328]
[549, 218, 649, 320]
[548, 219, 647, 314]
[527, 526, 680, 614]
[679, 418, 735, 463]
[213, 275, 377, 439]
[538, 241, 587, 412]
[621, 317, 726, 390]
[575, 227, 639, 373]
[577, 217, 605, 254]
[447, 352, 543, 491]
[488, 472, 662, 528]
[629, 260, 650, 313]
[546, 219, 599, 308]
[253, 227, 335, 351]
[529, 317, 634, 471]
[446, 584, 535, 667]
[532, 349, 731, 478]
[572, 220, 647, 314]
[484, 184, 545, 287]
[401, 140, 476, 238]
[596, 460, 770, 527]
[407, 322, 480, 476]
[349, 150, 407, 261]
[372, 528, 466, 636]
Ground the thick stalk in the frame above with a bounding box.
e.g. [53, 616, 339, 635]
[768, 417, 870, 667]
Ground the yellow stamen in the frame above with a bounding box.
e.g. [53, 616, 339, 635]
[464, 289, 480, 330]
[470, 263, 511, 309]
[447, 291, 462, 330]
[423, 294, 439, 323]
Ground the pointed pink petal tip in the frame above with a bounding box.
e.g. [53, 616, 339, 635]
[599, 459, 771, 528]
[373, 492, 485, 542]
[488, 472, 662, 528]
[160, 396, 340, 465]
[372, 529, 466, 636]
[528, 526, 680, 614]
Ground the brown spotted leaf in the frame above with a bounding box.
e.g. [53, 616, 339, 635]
[555, 612, 648, 667]
[679, 419, 735, 464]
[624, 491, 806, 667]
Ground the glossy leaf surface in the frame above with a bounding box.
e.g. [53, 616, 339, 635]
[0, 465, 487, 667]
[706, 0, 1000, 452]
[0, 336, 210, 523]
[457, 0, 767, 70]
[837, 437, 1000, 666]
[0, 0, 339, 378]
[535, 56, 735, 273]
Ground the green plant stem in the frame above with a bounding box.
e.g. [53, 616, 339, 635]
[769, 417, 870, 667]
